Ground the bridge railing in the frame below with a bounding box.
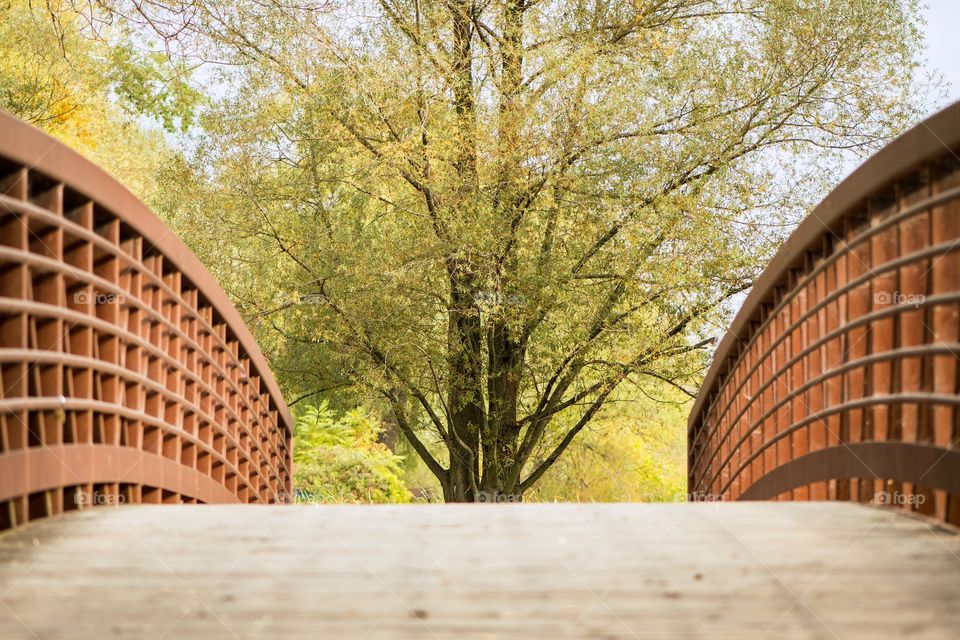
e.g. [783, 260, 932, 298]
[0, 111, 293, 530]
[688, 103, 960, 526]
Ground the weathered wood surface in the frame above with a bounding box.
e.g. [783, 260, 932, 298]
[0, 502, 957, 639]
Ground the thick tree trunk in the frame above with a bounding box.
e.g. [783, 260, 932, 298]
[436, 0, 531, 505]
[441, 461, 477, 502]
[445, 258, 485, 501]
[484, 319, 524, 493]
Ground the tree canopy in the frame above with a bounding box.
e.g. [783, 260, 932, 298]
[43, 0, 936, 501]
[0, 0, 200, 204]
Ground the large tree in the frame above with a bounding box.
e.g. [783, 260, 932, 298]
[75, 0, 931, 500]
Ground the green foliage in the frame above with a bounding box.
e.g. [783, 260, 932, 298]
[527, 382, 687, 503]
[106, 43, 201, 133]
[293, 402, 411, 504]
[0, 0, 197, 205]
[0, 0, 199, 132]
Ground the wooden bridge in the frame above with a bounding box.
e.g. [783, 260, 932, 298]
[0, 503, 958, 639]
[1, 104, 960, 638]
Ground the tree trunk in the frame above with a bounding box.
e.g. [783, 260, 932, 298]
[444, 258, 485, 502]
[441, 461, 477, 502]
[484, 319, 524, 493]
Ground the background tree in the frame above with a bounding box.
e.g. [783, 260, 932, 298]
[68, 0, 933, 501]
[526, 383, 688, 503]
[0, 0, 199, 202]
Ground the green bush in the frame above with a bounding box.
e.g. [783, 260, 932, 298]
[293, 402, 411, 504]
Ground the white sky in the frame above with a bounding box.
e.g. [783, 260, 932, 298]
[922, 1, 960, 110]
[828, 2, 958, 180]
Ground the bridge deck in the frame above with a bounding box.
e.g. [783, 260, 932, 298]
[0, 502, 957, 639]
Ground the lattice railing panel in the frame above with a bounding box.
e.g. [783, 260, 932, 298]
[0, 112, 293, 530]
[688, 103, 960, 527]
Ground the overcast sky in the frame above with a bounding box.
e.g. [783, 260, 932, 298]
[921, 1, 960, 110]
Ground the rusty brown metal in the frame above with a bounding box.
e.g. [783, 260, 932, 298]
[0, 110, 293, 529]
[688, 102, 960, 525]
[737, 442, 960, 501]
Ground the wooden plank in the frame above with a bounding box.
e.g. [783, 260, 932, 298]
[0, 502, 957, 639]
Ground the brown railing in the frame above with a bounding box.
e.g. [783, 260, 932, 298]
[0, 111, 293, 529]
[688, 102, 960, 526]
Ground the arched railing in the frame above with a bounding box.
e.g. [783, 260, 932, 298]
[688, 102, 960, 526]
[0, 111, 293, 529]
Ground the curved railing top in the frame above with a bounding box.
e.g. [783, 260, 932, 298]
[689, 100, 960, 434]
[0, 109, 293, 436]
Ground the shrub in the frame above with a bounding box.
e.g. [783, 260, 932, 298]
[293, 402, 411, 504]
